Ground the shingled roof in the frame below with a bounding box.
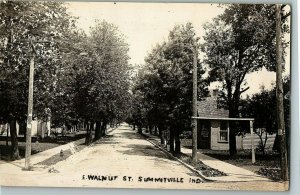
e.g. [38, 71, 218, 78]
[197, 96, 229, 119]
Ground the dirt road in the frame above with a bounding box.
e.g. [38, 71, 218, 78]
[0, 124, 288, 191]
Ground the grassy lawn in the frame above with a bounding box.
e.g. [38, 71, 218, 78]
[0, 132, 86, 161]
[142, 134, 227, 178]
[203, 150, 282, 181]
[181, 138, 282, 181]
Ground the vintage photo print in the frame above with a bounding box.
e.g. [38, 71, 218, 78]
[0, 1, 291, 191]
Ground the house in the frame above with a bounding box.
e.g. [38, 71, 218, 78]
[0, 118, 51, 138]
[196, 89, 275, 151]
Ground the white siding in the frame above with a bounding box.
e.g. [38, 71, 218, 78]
[210, 120, 229, 150]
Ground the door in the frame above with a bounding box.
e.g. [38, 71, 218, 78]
[197, 120, 211, 149]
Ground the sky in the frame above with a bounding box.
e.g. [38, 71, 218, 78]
[66, 2, 290, 97]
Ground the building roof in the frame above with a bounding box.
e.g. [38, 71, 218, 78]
[197, 96, 229, 119]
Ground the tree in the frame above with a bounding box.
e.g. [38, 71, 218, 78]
[131, 23, 208, 154]
[201, 4, 290, 156]
[0, 1, 76, 159]
[241, 76, 290, 158]
[53, 20, 131, 145]
[240, 86, 276, 155]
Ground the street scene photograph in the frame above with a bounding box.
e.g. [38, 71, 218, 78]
[0, 1, 291, 191]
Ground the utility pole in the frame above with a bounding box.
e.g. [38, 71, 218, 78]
[275, 4, 288, 181]
[25, 42, 36, 170]
[18, 38, 49, 170]
[192, 46, 198, 163]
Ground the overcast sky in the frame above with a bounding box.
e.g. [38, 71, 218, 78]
[66, 2, 290, 97]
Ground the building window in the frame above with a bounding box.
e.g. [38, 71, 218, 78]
[219, 121, 229, 142]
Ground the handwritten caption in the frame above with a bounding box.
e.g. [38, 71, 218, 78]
[82, 175, 202, 184]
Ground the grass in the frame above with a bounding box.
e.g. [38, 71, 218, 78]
[201, 149, 282, 181]
[142, 132, 227, 178]
[37, 149, 73, 166]
[180, 137, 283, 181]
[0, 132, 86, 161]
[173, 152, 227, 177]
[36, 137, 87, 166]
[0, 141, 62, 161]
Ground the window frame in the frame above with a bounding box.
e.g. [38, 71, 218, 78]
[218, 120, 229, 143]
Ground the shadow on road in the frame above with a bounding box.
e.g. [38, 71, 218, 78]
[119, 144, 173, 161]
[116, 131, 145, 140]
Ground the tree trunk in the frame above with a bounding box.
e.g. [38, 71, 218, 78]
[263, 131, 268, 156]
[174, 127, 181, 154]
[101, 121, 107, 136]
[18, 120, 26, 139]
[169, 127, 175, 153]
[273, 133, 280, 152]
[228, 99, 239, 157]
[154, 125, 158, 136]
[158, 126, 165, 145]
[226, 81, 238, 157]
[10, 119, 20, 160]
[138, 124, 142, 134]
[91, 122, 95, 141]
[149, 124, 153, 135]
[6, 124, 9, 146]
[85, 122, 91, 145]
[94, 121, 102, 140]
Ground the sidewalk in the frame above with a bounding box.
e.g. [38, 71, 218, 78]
[143, 132, 270, 182]
[0, 142, 76, 174]
[181, 148, 270, 182]
[0, 127, 116, 173]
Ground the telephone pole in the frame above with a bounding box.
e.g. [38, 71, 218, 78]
[25, 42, 35, 170]
[192, 46, 198, 163]
[275, 4, 288, 181]
[18, 39, 50, 170]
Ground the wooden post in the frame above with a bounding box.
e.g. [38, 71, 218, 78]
[6, 123, 9, 146]
[192, 46, 198, 163]
[275, 4, 288, 181]
[25, 51, 35, 170]
[47, 116, 51, 137]
[250, 120, 256, 164]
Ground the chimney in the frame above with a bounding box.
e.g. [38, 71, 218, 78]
[212, 89, 219, 97]
[208, 88, 219, 99]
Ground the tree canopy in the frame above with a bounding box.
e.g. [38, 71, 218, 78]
[201, 4, 290, 156]
[129, 23, 208, 153]
[0, 1, 76, 159]
[0, 1, 132, 156]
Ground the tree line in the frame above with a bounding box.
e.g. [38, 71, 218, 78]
[0, 1, 131, 159]
[127, 23, 208, 153]
[127, 4, 290, 156]
[0, 2, 290, 161]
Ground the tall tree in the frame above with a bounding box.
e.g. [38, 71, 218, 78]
[241, 76, 290, 156]
[55, 20, 131, 144]
[132, 23, 208, 153]
[0, 1, 76, 159]
[201, 4, 290, 156]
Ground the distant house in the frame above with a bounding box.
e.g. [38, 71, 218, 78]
[197, 89, 275, 151]
[0, 118, 50, 138]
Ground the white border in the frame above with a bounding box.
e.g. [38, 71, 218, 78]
[1, 0, 298, 194]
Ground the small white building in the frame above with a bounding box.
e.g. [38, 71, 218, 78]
[196, 90, 275, 151]
[0, 118, 50, 138]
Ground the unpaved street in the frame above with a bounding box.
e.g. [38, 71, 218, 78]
[48, 124, 202, 189]
[1, 124, 288, 191]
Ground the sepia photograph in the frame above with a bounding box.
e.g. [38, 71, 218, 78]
[0, 1, 292, 192]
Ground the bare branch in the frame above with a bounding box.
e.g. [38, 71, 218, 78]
[240, 87, 250, 94]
